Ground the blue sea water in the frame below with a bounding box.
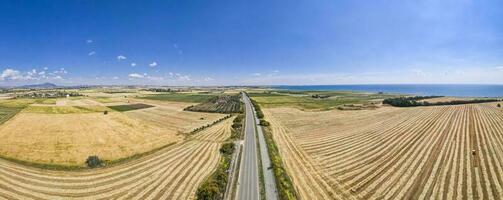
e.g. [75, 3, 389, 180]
[272, 84, 503, 98]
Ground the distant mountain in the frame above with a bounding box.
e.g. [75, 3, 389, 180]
[18, 82, 58, 89]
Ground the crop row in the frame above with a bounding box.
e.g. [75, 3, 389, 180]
[0, 117, 234, 199]
[266, 103, 503, 199]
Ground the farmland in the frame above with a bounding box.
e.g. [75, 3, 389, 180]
[262, 101, 503, 199]
[185, 94, 242, 113]
[248, 91, 397, 110]
[0, 107, 22, 125]
[0, 116, 234, 199]
[0, 96, 226, 167]
[140, 92, 218, 103]
[107, 103, 154, 112]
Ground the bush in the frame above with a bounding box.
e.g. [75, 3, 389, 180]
[196, 181, 220, 200]
[196, 143, 234, 200]
[85, 156, 103, 168]
[259, 119, 270, 126]
[219, 142, 235, 155]
[498, 103, 501, 108]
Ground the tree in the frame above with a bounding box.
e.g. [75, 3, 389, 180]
[85, 156, 103, 168]
[196, 181, 220, 200]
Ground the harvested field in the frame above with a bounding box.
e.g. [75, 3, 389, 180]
[264, 102, 503, 199]
[0, 100, 225, 166]
[0, 117, 233, 199]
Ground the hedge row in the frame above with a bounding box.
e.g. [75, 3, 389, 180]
[196, 99, 245, 200]
[250, 98, 298, 200]
[383, 96, 500, 107]
[190, 115, 232, 134]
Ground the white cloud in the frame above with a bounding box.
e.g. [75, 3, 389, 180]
[131, 62, 137, 67]
[117, 55, 127, 61]
[112, 76, 119, 80]
[43, 67, 48, 70]
[149, 62, 158, 67]
[252, 73, 261, 76]
[203, 77, 214, 81]
[1, 69, 23, 81]
[496, 66, 503, 72]
[53, 68, 68, 74]
[88, 51, 96, 56]
[86, 39, 93, 44]
[128, 73, 144, 78]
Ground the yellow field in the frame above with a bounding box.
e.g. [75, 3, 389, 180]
[0, 98, 225, 166]
[0, 116, 233, 199]
[264, 102, 503, 199]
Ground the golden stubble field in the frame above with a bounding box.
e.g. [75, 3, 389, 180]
[0, 98, 226, 166]
[264, 102, 503, 200]
[0, 115, 234, 199]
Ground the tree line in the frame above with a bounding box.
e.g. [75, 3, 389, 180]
[383, 96, 501, 107]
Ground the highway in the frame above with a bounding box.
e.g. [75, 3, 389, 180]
[236, 93, 260, 200]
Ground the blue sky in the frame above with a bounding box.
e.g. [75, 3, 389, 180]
[0, 0, 502, 86]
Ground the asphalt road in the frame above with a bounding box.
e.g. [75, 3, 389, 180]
[236, 94, 260, 200]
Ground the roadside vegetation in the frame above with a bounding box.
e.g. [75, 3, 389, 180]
[250, 97, 298, 200]
[248, 90, 396, 110]
[196, 97, 245, 200]
[185, 94, 241, 113]
[383, 96, 501, 107]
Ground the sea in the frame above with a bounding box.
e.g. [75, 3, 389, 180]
[272, 84, 503, 98]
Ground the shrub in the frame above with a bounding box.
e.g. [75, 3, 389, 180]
[103, 110, 108, 115]
[498, 103, 501, 108]
[85, 156, 103, 168]
[259, 119, 270, 126]
[196, 181, 220, 200]
[219, 142, 235, 155]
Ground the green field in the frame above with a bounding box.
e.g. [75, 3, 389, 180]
[184, 94, 241, 113]
[140, 93, 217, 103]
[107, 103, 154, 112]
[0, 107, 22, 125]
[248, 90, 398, 110]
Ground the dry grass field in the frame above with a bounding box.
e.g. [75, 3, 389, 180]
[0, 98, 225, 166]
[264, 102, 503, 199]
[0, 116, 233, 199]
